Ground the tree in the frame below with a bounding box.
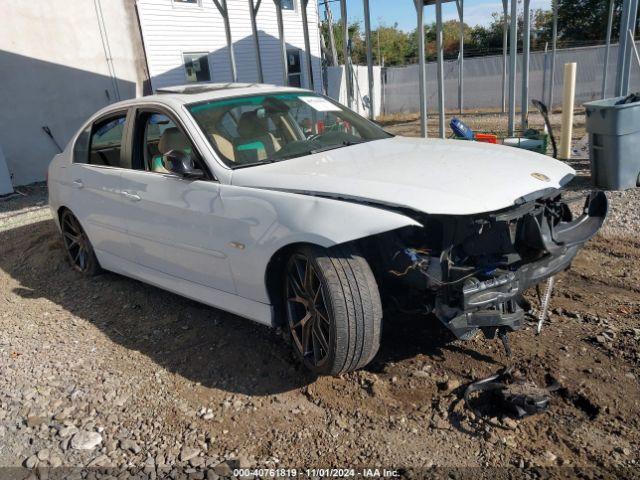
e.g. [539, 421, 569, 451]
[557, 0, 624, 45]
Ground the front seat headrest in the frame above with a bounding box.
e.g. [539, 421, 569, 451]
[158, 127, 190, 154]
[237, 110, 268, 139]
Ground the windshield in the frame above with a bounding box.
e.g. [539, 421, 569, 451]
[187, 92, 392, 168]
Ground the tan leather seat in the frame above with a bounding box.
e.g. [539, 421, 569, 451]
[154, 127, 191, 172]
[234, 111, 281, 162]
[211, 133, 236, 162]
[158, 127, 191, 155]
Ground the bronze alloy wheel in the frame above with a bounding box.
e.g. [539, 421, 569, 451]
[285, 253, 333, 370]
[61, 210, 99, 275]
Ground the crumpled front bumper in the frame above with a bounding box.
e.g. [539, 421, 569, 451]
[439, 191, 608, 339]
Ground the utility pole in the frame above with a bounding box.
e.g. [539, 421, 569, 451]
[323, 0, 338, 66]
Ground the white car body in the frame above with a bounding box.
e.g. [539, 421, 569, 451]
[48, 84, 603, 336]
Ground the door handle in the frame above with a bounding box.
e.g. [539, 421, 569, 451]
[72, 179, 84, 189]
[122, 191, 141, 202]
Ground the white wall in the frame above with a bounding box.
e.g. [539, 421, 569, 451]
[326, 65, 382, 119]
[137, 0, 322, 92]
[0, 0, 148, 186]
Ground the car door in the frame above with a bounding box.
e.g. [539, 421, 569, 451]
[118, 107, 237, 294]
[66, 110, 134, 262]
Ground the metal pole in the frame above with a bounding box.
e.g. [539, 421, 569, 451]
[616, 0, 631, 96]
[363, 0, 375, 119]
[616, 0, 639, 96]
[602, 0, 614, 98]
[213, 0, 237, 82]
[274, 0, 288, 86]
[300, 0, 314, 90]
[501, 0, 508, 113]
[340, 0, 352, 108]
[542, 42, 548, 102]
[549, 0, 558, 108]
[415, 0, 427, 138]
[521, 0, 531, 131]
[456, 0, 464, 114]
[631, 28, 640, 69]
[436, 0, 445, 138]
[248, 0, 264, 83]
[323, 0, 339, 66]
[508, 0, 517, 136]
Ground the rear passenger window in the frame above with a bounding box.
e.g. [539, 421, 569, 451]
[88, 114, 127, 167]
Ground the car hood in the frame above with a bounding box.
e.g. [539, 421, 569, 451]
[230, 136, 575, 215]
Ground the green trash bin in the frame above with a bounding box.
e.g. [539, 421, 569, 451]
[584, 96, 640, 190]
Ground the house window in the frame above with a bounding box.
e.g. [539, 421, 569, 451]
[287, 49, 302, 87]
[280, 0, 296, 11]
[183, 53, 211, 83]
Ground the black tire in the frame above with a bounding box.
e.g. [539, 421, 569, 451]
[284, 244, 382, 375]
[60, 209, 101, 276]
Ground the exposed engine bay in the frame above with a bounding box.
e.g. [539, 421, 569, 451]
[361, 190, 608, 342]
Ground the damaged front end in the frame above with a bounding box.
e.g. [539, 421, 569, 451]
[370, 190, 608, 341]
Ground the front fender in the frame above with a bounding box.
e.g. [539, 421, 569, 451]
[219, 185, 420, 303]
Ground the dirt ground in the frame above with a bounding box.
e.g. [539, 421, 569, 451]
[0, 112, 639, 478]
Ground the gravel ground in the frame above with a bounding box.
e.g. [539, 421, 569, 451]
[1, 118, 639, 478]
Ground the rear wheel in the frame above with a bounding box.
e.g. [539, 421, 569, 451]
[60, 210, 101, 276]
[284, 244, 382, 375]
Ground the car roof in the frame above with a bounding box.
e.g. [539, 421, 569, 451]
[105, 83, 308, 111]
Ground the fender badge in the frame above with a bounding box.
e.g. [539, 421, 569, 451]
[531, 172, 550, 182]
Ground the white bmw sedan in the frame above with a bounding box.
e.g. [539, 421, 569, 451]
[48, 83, 606, 375]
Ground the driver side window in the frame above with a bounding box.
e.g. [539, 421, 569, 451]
[136, 111, 198, 174]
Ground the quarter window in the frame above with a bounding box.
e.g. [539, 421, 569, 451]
[73, 126, 91, 164]
[87, 114, 127, 167]
[183, 53, 211, 83]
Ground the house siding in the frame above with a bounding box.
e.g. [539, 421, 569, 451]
[136, 0, 323, 92]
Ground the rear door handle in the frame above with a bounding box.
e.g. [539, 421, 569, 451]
[72, 179, 84, 189]
[122, 191, 141, 202]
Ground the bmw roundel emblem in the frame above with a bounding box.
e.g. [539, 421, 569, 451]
[531, 172, 550, 182]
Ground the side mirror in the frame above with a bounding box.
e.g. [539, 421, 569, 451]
[161, 150, 204, 179]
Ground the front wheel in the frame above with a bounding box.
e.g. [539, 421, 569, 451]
[284, 244, 382, 375]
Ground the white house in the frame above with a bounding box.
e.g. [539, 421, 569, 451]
[136, 0, 323, 92]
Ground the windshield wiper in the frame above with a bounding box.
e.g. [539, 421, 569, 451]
[231, 159, 275, 169]
[309, 139, 367, 155]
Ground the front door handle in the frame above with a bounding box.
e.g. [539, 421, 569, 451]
[72, 179, 84, 189]
[122, 191, 141, 202]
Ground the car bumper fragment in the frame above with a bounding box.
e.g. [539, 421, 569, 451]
[438, 191, 608, 339]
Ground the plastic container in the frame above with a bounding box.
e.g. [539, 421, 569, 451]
[450, 117, 474, 140]
[584, 96, 640, 190]
[502, 137, 546, 154]
[474, 133, 498, 144]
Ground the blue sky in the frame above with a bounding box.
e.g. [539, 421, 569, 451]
[322, 0, 552, 31]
